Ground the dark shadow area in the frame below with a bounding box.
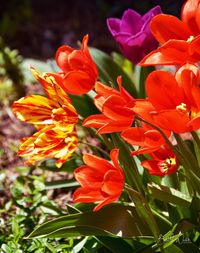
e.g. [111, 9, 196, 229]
[0, 0, 185, 58]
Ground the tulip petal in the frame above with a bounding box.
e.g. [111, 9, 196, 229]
[73, 188, 105, 203]
[107, 18, 122, 36]
[151, 110, 192, 133]
[140, 39, 189, 66]
[121, 127, 146, 146]
[83, 114, 111, 128]
[102, 95, 134, 121]
[144, 130, 166, 147]
[146, 70, 183, 110]
[83, 153, 114, 173]
[131, 146, 160, 156]
[141, 160, 167, 176]
[74, 165, 104, 189]
[110, 149, 123, 174]
[93, 197, 117, 212]
[56, 45, 73, 72]
[181, 0, 200, 35]
[102, 170, 123, 196]
[142, 6, 162, 30]
[189, 34, 200, 55]
[150, 14, 192, 44]
[62, 70, 94, 95]
[95, 81, 119, 98]
[188, 114, 200, 130]
[13, 95, 55, 124]
[97, 120, 132, 134]
[31, 68, 73, 105]
[121, 9, 142, 34]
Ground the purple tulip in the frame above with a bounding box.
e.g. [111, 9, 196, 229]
[107, 6, 162, 64]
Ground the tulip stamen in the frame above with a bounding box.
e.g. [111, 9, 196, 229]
[159, 157, 176, 172]
[187, 35, 194, 42]
[176, 103, 187, 112]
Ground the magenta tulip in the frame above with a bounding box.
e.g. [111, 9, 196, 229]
[107, 6, 162, 64]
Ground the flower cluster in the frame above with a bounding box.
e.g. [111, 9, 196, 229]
[13, 0, 200, 212]
[12, 35, 98, 168]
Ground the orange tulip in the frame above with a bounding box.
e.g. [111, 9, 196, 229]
[12, 68, 78, 167]
[143, 64, 200, 133]
[83, 76, 135, 134]
[181, 0, 200, 36]
[18, 126, 78, 168]
[56, 35, 98, 95]
[73, 149, 124, 211]
[141, 145, 178, 176]
[140, 0, 200, 66]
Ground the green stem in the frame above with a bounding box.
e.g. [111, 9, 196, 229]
[173, 135, 200, 196]
[136, 116, 200, 196]
[125, 184, 165, 253]
[167, 173, 179, 190]
[136, 116, 183, 163]
[173, 133, 200, 177]
[98, 134, 114, 150]
[111, 134, 145, 194]
[191, 131, 200, 150]
[79, 141, 110, 158]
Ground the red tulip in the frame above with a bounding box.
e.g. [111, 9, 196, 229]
[144, 64, 200, 133]
[140, 0, 200, 66]
[141, 145, 178, 176]
[83, 76, 135, 134]
[73, 149, 124, 211]
[56, 35, 98, 95]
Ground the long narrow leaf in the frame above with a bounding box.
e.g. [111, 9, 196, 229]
[90, 48, 137, 97]
[28, 204, 151, 239]
[148, 183, 192, 207]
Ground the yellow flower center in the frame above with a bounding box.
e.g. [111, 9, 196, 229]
[176, 103, 197, 119]
[159, 157, 176, 172]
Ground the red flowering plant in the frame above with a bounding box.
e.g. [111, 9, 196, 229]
[12, 1, 200, 252]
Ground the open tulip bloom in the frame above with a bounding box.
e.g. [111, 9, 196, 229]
[107, 6, 161, 64]
[140, 0, 200, 66]
[13, 0, 200, 251]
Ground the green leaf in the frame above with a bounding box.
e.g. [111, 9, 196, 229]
[1, 244, 12, 253]
[153, 222, 199, 252]
[69, 94, 99, 118]
[160, 234, 183, 251]
[95, 236, 134, 253]
[89, 48, 137, 97]
[125, 185, 160, 240]
[40, 202, 63, 215]
[72, 237, 89, 253]
[28, 204, 151, 239]
[152, 209, 172, 234]
[21, 58, 54, 84]
[40, 156, 83, 173]
[148, 182, 192, 207]
[190, 197, 200, 224]
[164, 244, 184, 253]
[111, 133, 144, 192]
[111, 52, 134, 77]
[134, 65, 155, 98]
[45, 180, 79, 190]
[45, 242, 57, 253]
